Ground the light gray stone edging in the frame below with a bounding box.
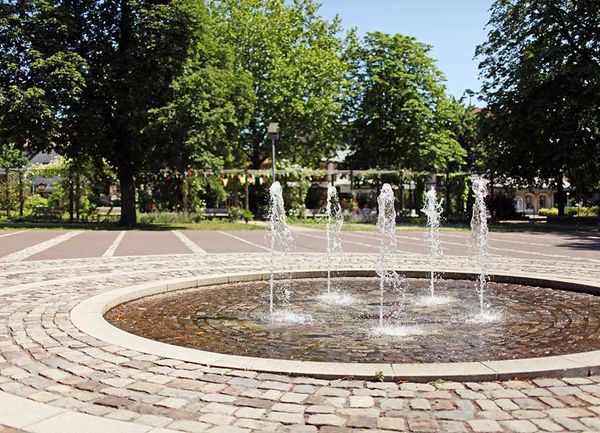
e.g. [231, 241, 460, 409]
[70, 269, 600, 382]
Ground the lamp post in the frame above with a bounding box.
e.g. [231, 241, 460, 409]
[267, 122, 279, 180]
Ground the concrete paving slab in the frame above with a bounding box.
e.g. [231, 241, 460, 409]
[26, 410, 151, 433]
[0, 391, 66, 429]
[25, 231, 121, 260]
[114, 231, 191, 256]
[0, 230, 65, 259]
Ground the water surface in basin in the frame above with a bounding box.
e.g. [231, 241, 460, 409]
[106, 277, 600, 363]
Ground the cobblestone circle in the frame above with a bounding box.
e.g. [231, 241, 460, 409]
[2, 252, 600, 432]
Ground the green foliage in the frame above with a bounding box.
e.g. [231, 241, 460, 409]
[346, 32, 466, 172]
[227, 206, 253, 222]
[23, 195, 49, 215]
[538, 207, 558, 216]
[137, 212, 206, 224]
[211, 0, 352, 168]
[477, 0, 600, 208]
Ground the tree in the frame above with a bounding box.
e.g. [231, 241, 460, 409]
[211, 0, 352, 168]
[477, 0, 600, 215]
[1, 0, 220, 226]
[0, 1, 85, 155]
[0, 143, 26, 217]
[345, 32, 466, 173]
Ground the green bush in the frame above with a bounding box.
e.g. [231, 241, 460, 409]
[227, 206, 253, 222]
[23, 195, 49, 215]
[138, 212, 206, 224]
[565, 206, 599, 217]
[538, 207, 558, 216]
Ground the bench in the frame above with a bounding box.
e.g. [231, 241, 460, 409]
[303, 208, 327, 219]
[91, 206, 121, 222]
[203, 208, 229, 218]
[31, 206, 63, 221]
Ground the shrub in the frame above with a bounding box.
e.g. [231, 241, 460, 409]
[228, 206, 253, 222]
[23, 194, 49, 215]
[138, 212, 206, 224]
[538, 207, 558, 216]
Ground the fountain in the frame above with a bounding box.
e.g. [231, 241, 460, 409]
[469, 177, 500, 322]
[372, 184, 420, 336]
[267, 181, 310, 323]
[318, 186, 354, 305]
[106, 178, 600, 375]
[417, 186, 451, 306]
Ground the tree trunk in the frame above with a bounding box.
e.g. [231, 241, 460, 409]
[445, 169, 451, 218]
[181, 173, 189, 215]
[119, 170, 136, 227]
[5, 168, 10, 218]
[75, 171, 81, 220]
[244, 169, 249, 210]
[18, 170, 24, 217]
[556, 172, 565, 216]
[68, 173, 74, 222]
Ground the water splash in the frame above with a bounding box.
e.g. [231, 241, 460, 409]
[372, 324, 427, 337]
[375, 184, 405, 328]
[324, 186, 344, 294]
[268, 181, 294, 314]
[470, 177, 490, 315]
[421, 186, 444, 299]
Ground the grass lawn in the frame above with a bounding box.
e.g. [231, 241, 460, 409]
[289, 218, 599, 233]
[0, 220, 263, 231]
[0, 218, 596, 233]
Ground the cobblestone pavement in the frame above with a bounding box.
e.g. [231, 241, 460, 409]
[1, 247, 600, 431]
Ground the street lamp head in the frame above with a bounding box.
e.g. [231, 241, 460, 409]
[267, 122, 279, 139]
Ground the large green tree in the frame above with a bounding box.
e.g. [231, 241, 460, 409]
[211, 0, 352, 168]
[1, 0, 233, 226]
[477, 0, 600, 215]
[345, 32, 465, 172]
[0, 1, 85, 154]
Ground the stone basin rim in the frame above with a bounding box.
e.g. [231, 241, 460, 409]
[70, 268, 600, 382]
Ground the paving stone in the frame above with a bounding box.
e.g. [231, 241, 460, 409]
[380, 398, 405, 411]
[306, 414, 345, 426]
[266, 411, 304, 424]
[546, 407, 593, 418]
[410, 398, 431, 410]
[346, 415, 376, 428]
[198, 413, 235, 425]
[532, 379, 566, 388]
[552, 416, 587, 431]
[499, 420, 538, 432]
[286, 425, 317, 433]
[377, 417, 406, 431]
[406, 418, 440, 432]
[234, 407, 266, 419]
[166, 420, 211, 432]
[234, 418, 280, 431]
[348, 395, 374, 408]
[135, 414, 173, 427]
[531, 418, 564, 432]
[468, 419, 502, 432]
[440, 420, 467, 432]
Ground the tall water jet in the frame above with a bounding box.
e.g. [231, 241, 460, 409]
[470, 176, 496, 320]
[420, 186, 446, 303]
[268, 181, 294, 314]
[318, 186, 353, 306]
[325, 186, 343, 294]
[375, 184, 404, 328]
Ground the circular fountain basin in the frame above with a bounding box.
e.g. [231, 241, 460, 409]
[71, 270, 600, 381]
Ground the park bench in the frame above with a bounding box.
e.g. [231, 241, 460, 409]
[203, 208, 229, 218]
[91, 206, 121, 222]
[31, 206, 63, 221]
[303, 208, 327, 219]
